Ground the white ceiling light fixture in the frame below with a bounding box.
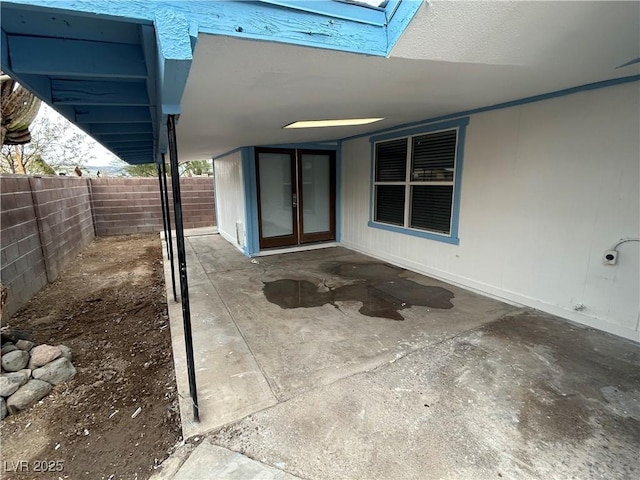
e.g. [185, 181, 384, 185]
[283, 118, 384, 129]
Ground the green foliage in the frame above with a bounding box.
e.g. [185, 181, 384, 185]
[110, 159, 213, 177]
[122, 163, 158, 177]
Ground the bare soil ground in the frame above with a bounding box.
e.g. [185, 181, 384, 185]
[1, 234, 182, 479]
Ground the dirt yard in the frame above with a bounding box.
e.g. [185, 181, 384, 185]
[1, 234, 182, 479]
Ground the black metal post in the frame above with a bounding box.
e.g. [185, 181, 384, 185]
[157, 162, 170, 259]
[167, 114, 199, 423]
[161, 154, 177, 303]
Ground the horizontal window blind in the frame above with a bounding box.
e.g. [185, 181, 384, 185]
[375, 139, 407, 182]
[410, 185, 453, 233]
[411, 130, 456, 181]
[375, 185, 405, 225]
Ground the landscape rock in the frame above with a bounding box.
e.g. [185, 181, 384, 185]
[2, 350, 30, 372]
[0, 329, 30, 344]
[28, 344, 62, 369]
[0, 397, 6, 419]
[18, 369, 32, 378]
[15, 340, 34, 351]
[32, 357, 76, 385]
[6, 380, 52, 414]
[1, 343, 16, 355]
[0, 372, 29, 397]
[58, 345, 72, 361]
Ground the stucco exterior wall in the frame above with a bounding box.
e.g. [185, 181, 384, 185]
[213, 151, 246, 251]
[340, 82, 640, 341]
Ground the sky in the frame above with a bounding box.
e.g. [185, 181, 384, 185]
[36, 103, 123, 167]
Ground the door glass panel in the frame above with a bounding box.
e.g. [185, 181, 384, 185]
[301, 154, 330, 234]
[258, 153, 293, 238]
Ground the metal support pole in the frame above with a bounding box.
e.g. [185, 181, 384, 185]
[157, 162, 170, 259]
[161, 154, 177, 303]
[167, 114, 199, 423]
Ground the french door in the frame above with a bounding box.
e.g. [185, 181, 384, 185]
[255, 148, 336, 249]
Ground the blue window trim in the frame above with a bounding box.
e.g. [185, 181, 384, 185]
[368, 117, 469, 245]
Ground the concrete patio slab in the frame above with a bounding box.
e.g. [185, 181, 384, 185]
[172, 441, 301, 480]
[160, 232, 640, 479]
[209, 313, 640, 480]
[163, 233, 518, 436]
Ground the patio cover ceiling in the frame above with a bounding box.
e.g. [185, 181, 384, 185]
[1, 1, 639, 163]
[0, 0, 421, 165]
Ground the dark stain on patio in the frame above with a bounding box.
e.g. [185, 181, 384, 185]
[263, 262, 454, 320]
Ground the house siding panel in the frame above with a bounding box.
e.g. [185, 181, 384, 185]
[213, 151, 246, 251]
[340, 82, 640, 341]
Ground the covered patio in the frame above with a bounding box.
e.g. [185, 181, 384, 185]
[161, 231, 640, 479]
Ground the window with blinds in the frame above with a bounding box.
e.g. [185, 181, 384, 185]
[373, 127, 458, 236]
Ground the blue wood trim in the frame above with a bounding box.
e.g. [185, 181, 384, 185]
[336, 140, 342, 242]
[344, 74, 640, 143]
[367, 221, 460, 245]
[90, 124, 153, 135]
[260, 142, 339, 150]
[4, 0, 388, 56]
[368, 117, 468, 246]
[385, 0, 423, 54]
[51, 79, 149, 106]
[2, 4, 145, 42]
[450, 120, 467, 241]
[384, 0, 402, 20]
[242, 147, 260, 256]
[96, 133, 154, 145]
[140, 24, 161, 157]
[154, 9, 193, 115]
[75, 106, 151, 123]
[8, 36, 147, 78]
[259, 0, 386, 26]
[370, 117, 470, 143]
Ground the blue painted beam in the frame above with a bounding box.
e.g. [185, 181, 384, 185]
[108, 142, 153, 150]
[8, 36, 147, 78]
[126, 158, 155, 165]
[104, 140, 153, 149]
[95, 135, 153, 145]
[75, 106, 151, 123]
[3, 0, 387, 56]
[51, 79, 150, 106]
[1, 29, 54, 103]
[385, 0, 423, 55]
[154, 9, 193, 115]
[113, 149, 154, 156]
[259, 0, 386, 26]
[139, 24, 161, 158]
[2, 5, 144, 43]
[90, 123, 153, 135]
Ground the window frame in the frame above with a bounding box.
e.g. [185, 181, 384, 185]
[368, 117, 469, 245]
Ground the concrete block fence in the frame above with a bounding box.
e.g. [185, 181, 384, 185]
[0, 175, 215, 321]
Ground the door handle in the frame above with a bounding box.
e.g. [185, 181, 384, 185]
[292, 193, 297, 208]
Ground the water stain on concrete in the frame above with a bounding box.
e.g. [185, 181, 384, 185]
[263, 262, 454, 320]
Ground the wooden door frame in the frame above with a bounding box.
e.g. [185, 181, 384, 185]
[255, 147, 298, 249]
[297, 149, 336, 244]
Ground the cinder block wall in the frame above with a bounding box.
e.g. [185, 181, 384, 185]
[1, 175, 215, 322]
[90, 177, 215, 236]
[1, 175, 94, 321]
